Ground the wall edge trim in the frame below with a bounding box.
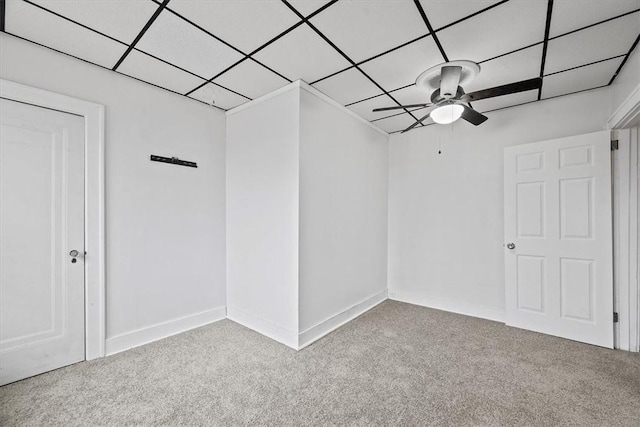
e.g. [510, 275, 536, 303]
[298, 80, 389, 137]
[608, 81, 640, 129]
[225, 81, 300, 117]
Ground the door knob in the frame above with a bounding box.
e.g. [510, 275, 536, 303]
[506, 243, 516, 250]
[69, 249, 83, 263]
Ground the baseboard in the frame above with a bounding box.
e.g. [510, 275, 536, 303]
[297, 289, 388, 350]
[105, 306, 227, 356]
[227, 306, 298, 349]
[388, 290, 505, 323]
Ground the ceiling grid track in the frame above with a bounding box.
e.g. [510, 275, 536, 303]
[311, 0, 511, 86]
[160, 6, 293, 88]
[309, 33, 431, 85]
[550, 7, 640, 42]
[1, 30, 226, 112]
[1, 0, 7, 32]
[413, 0, 448, 63]
[1, 0, 638, 130]
[279, 0, 423, 123]
[609, 33, 640, 85]
[345, 84, 415, 108]
[23, 0, 125, 45]
[11, 0, 253, 104]
[537, 0, 554, 100]
[184, 21, 304, 96]
[344, 5, 640, 124]
[184, 0, 341, 97]
[112, 0, 170, 71]
[479, 41, 544, 65]
[545, 55, 627, 77]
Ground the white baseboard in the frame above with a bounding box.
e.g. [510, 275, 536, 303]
[105, 306, 226, 356]
[227, 306, 298, 349]
[388, 290, 505, 323]
[297, 289, 388, 350]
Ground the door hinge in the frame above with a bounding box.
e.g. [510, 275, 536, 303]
[611, 140, 619, 151]
[613, 312, 619, 323]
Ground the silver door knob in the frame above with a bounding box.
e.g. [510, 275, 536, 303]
[506, 243, 515, 250]
[69, 250, 79, 257]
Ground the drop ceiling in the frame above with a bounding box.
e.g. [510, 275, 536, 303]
[2, 0, 639, 133]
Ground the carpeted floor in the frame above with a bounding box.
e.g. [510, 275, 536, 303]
[1, 300, 639, 426]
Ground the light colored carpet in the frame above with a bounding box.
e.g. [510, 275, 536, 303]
[1, 300, 639, 426]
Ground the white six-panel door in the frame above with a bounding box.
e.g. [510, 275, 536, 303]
[0, 99, 85, 385]
[504, 130, 613, 348]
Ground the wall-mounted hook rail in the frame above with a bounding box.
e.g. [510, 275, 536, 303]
[150, 155, 197, 168]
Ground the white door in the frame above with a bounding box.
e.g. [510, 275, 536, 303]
[504, 130, 613, 348]
[0, 98, 85, 385]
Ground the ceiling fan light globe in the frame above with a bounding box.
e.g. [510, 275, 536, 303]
[431, 104, 464, 124]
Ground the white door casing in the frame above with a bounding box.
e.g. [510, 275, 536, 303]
[1, 78, 106, 361]
[504, 130, 613, 348]
[0, 99, 85, 385]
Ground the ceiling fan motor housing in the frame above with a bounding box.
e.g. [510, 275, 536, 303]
[430, 87, 466, 104]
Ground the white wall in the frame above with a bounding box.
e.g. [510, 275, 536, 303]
[225, 82, 388, 348]
[0, 34, 227, 353]
[298, 86, 388, 338]
[388, 87, 613, 321]
[225, 86, 300, 346]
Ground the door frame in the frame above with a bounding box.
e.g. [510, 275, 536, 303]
[1, 78, 106, 360]
[608, 81, 640, 352]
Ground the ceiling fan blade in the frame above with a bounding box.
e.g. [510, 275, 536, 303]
[440, 66, 462, 98]
[372, 103, 431, 112]
[461, 77, 542, 102]
[401, 106, 437, 133]
[461, 105, 488, 126]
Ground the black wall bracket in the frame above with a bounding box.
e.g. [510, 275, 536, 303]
[150, 155, 197, 168]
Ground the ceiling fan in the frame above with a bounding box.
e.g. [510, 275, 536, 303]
[373, 60, 542, 133]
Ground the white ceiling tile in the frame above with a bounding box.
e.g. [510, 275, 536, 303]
[5, 0, 126, 68]
[437, 0, 547, 63]
[168, 0, 300, 54]
[545, 12, 639, 74]
[312, 68, 383, 105]
[387, 84, 432, 106]
[213, 59, 290, 99]
[253, 24, 351, 83]
[287, 0, 333, 17]
[464, 44, 543, 94]
[188, 83, 250, 110]
[118, 50, 206, 94]
[541, 57, 623, 98]
[550, 0, 640, 37]
[360, 37, 444, 91]
[372, 112, 420, 133]
[136, 10, 244, 79]
[472, 91, 538, 113]
[347, 94, 402, 121]
[310, 0, 428, 63]
[419, 0, 502, 30]
[27, 0, 158, 44]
